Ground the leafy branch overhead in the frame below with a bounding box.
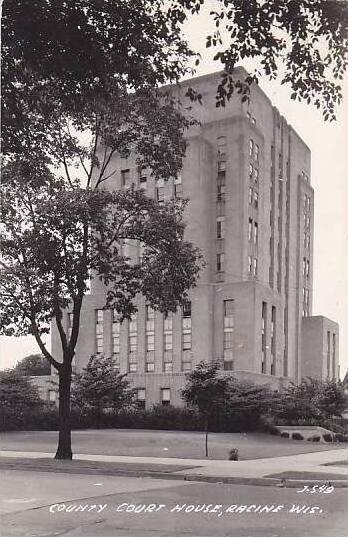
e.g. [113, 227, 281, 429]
[171, 0, 348, 120]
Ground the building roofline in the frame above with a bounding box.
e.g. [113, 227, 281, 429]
[168, 68, 309, 151]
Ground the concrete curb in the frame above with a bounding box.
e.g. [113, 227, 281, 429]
[1, 457, 348, 488]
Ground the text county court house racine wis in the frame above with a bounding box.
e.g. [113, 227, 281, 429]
[49, 69, 339, 408]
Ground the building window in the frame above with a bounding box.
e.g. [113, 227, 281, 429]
[254, 167, 259, 183]
[156, 186, 164, 203]
[163, 311, 173, 371]
[138, 167, 147, 187]
[217, 136, 227, 157]
[253, 257, 258, 277]
[271, 306, 276, 375]
[146, 333, 155, 352]
[217, 175, 226, 201]
[216, 216, 225, 239]
[137, 388, 146, 409]
[164, 331, 173, 351]
[161, 388, 171, 406]
[254, 190, 258, 209]
[248, 218, 253, 241]
[128, 312, 137, 368]
[223, 299, 234, 368]
[146, 305, 155, 331]
[249, 163, 253, 179]
[255, 143, 259, 161]
[164, 311, 173, 332]
[216, 253, 225, 273]
[217, 161, 226, 173]
[182, 362, 192, 371]
[164, 362, 173, 373]
[146, 362, 155, 373]
[248, 255, 252, 274]
[129, 334, 137, 353]
[95, 309, 104, 354]
[261, 302, 267, 373]
[306, 259, 310, 278]
[183, 331, 192, 350]
[182, 301, 192, 352]
[121, 169, 130, 187]
[48, 390, 56, 403]
[332, 333, 336, 378]
[248, 187, 253, 205]
[249, 138, 254, 157]
[254, 222, 258, 245]
[174, 183, 183, 199]
[183, 300, 191, 318]
[112, 313, 120, 357]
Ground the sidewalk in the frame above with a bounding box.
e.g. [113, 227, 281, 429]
[1, 448, 348, 487]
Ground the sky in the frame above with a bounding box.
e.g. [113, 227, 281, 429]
[1, 5, 347, 377]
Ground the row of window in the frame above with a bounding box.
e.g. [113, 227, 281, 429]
[223, 300, 234, 370]
[216, 139, 227, 278]
[136, 387, 171, 408]
[93, 302, 192, 372]
[121, 169, 183, 200]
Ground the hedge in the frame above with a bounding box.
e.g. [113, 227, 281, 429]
[0, 404, 270, 433]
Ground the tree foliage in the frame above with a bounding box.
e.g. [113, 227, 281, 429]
[225, 380, 272, 426]
[171, 0, 348, 120]
[14, 354, 51, 376]
[182, 361, 232, 416]
[0, 171, 201, 360]
[1, 0, 195, 158]
[182, 361, 232, 455]
[270, 377, 346, 423]
[0, 369, 44, 429]
[71, 354, 135, 420]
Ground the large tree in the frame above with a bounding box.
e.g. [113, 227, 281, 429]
[0, 169, 202, 459]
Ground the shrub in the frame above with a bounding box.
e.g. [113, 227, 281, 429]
[333, 433, 347, 443]
[323, 433, 333, 442]
[307, 435, 321, 442]
[280, 431, 289, 438]
[292, 432, 304, 440]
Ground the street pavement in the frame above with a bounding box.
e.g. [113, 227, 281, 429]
[1, 469, 347, 537]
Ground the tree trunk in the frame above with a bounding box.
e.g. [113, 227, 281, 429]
[55, 362, 73, 460]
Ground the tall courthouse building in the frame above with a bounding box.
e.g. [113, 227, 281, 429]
[51, 69, 339, 407]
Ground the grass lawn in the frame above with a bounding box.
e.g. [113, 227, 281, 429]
[1, 429, 347, 460]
